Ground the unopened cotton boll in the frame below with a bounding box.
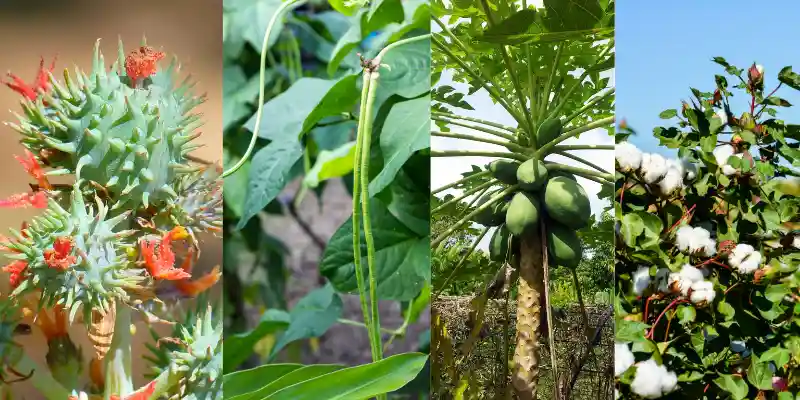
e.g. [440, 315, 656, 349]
[615, 342, 635, 376]
[616, 142, 643, 172]
[689, 280, 716, 304]
[756, 64, 764, 75]
[630, 359, 679, 398]
[633, 266, 651, 295]
[640, 153, 668, 184]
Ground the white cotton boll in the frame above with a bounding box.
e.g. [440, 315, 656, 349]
[631, 359, 678, 398]
[633, 266, 652, 295]
[615, 342, 635, 376]
[737, 250, 762, 274]
[728, 244, 762, 274]
[680, 264, 704, 283]
[793, 236, 800, 249]
[616, 142, 643, 172]
[713, 145, 735, 166]
[675, 226, 716, 257]
[675, 226, 695, 252]
[681, 159, 699, 181]
[689, 280, 716, 304]
[715, 109, 728, 125]
[641, 153, 668, 184]
[658, 166, 684, 195]
[756, 64, 764, 75]
[722, 164, 738, 176]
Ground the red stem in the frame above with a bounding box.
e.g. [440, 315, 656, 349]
[666, 203, 697, 234]
[646, 298, 687, 339]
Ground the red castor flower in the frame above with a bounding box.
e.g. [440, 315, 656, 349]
[0, 191, 47, 209]
[109, 379, 158, 400]
[125, 46, 165, 83]
[15, 149, 52, 190]
[2, 56, 56, 100]
[172, 247, 221, 297]
[2, 260, 27, 288]
[44, 237, 78, 271]
[140, 226, 192, 281]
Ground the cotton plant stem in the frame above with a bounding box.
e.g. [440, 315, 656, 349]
[536, 116, 615, 157]
[432, 131, 526, 153]
[6, 349, 69, 400]
[221, 0, 307, 178]
[432, 170, 491, 195]
[105, 301, 133, 399]
[359, 71, 383, 365]
[432, 111, 518, 133]
[431, 116, 518, 142]
[431, 186, 517, 247]
[432, 150, 528, 162]
[351, 72, 378, 360]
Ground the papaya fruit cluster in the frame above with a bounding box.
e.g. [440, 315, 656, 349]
[474, 119, 591, 269]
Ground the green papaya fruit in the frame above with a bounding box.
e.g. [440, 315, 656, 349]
[488, 160, 520, 185]
[505, 192, 540, 235]
[489, 225, 511, 262]
[473, 194, 507, 227]
[543, 176, 591, 229]
[516, 158, 548, 192]
[546, 221, 583, 269]
[536, 118, 563, 147]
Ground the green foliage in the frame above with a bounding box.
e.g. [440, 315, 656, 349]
[615, 58, 800, 399]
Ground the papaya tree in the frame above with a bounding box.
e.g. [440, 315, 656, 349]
[430, 0, 615, 398]
[615, 59, 800, 399]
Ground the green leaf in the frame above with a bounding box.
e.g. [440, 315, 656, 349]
[266, 353, 428, 400]
[615, 319, 649, 343]
[368, 95, 431, 195]
[223, 310, 291, 372]
[223, 364, 304, 399]
[319, 198, 429, 301]
[328, 23, 362, 76]
[377, 163, 430, 237]
[269, 284, 344, 359]
[779, 66, 800, 91]
[677, 304, 696, 325]
[375, 37, 431, 103]
[245, 78, 338, 141]
[302, 74, 361, 134]
[304, 141, 358, 189]
[747, 355, 774, 390]
[620, 213, 644, 247]
[237, 140, 303, 229]
[224, 0, 285, 52]
[763, 96, 792, 107]
[760, 346, 791, 368]
[659, 109, 678, 119]
[713, 374, 749, 400]
[327, 0, 364, 16]
[231, 365, 344, 400]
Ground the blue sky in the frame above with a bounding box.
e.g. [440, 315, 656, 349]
[617, 0, 800, 158]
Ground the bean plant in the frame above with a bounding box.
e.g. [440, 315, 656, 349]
[429, 0, 615, 399]
[221, 0, 430, 398]
[615, 59, 800, 399]
[0, 40, 223, 399]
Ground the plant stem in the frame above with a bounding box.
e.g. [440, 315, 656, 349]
[545, 163, 613, 182]
[374, 33, 431, 62]
[563, 87, 615, 126]
[6, 349, 69, 399]
[570, 268, 591, 343]
[351, 72, 377, 359]
[221, 0, 307, 178]
[552, 151, 610, 174]
[536, 116, 615, 157]
[432, 131, 525, 152]
[432, 116, 518, 142]
[547, 41, 614, 121]
[337, 318, 397, 334]
[431, 186, 516, 247]
[359, 71, 384, 364]
[432, 36, 526, 126]
[432, 150, 528, 162]
[540, 222, 558, 395]
[431, 170, 491, 195]
[539, 44, 562, 119]
[105, 301, 133, 399]
[432, 111, 518, 133]
[551, 144, 614, 151]
[432, 227, 490, 302]
[431, 179, 498, 214]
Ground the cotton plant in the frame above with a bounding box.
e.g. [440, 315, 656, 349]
[0, 39, 222, 399]
[616, 58, 800, 398]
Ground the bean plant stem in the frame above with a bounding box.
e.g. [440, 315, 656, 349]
[432, 111, 518, 133]
[337, 318, 398, 334]
[536, 116, 615, 157]
[431, 186, 517, 248]
[431, 116, 518, 142]
[221, 0, 307, 178]
[432, 131, 525, 153]
[351, 72, 378, 359]
[432, 150, 528, 162]
[359, 71, 384, 365]
[432, 170, 491, 195]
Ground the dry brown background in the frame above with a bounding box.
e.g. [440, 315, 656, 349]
[0, 0, 222, 397]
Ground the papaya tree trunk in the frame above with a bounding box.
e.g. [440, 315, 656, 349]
[512, 232, 544, 400]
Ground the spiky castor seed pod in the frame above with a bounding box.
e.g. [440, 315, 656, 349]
[154, 166, 222, 236]
[5, 185, 146, 324]
[7, 39, 204, 210]
[166, 304, 222, 399]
